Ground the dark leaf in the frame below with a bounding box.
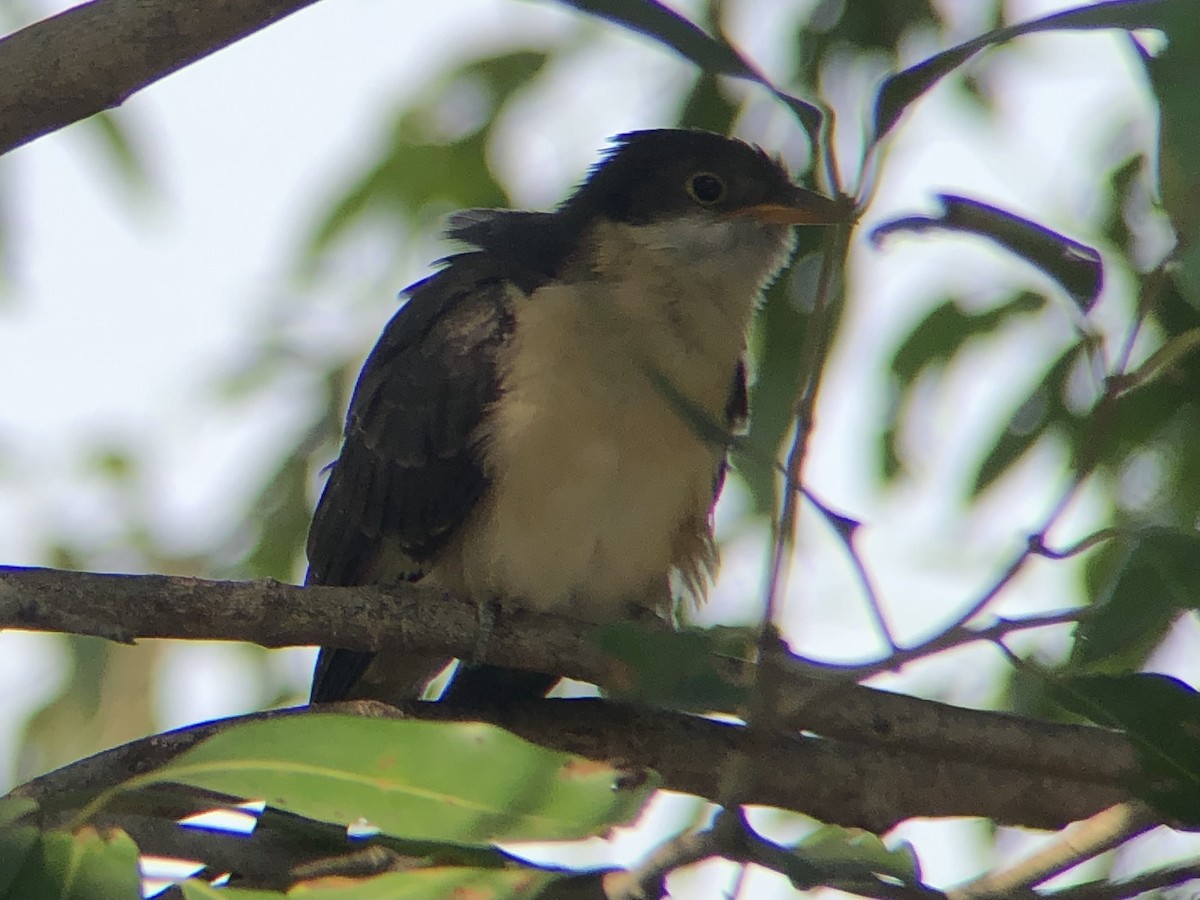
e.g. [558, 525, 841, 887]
[873, 195, 1103, 311]
[1110, 372, 1197, 458]
[1132, 0, 1200, 307]
[1073, 527, 1200, 671]
[873, 0, 1191, 142]
[1098, 153, 1148, 260]
[677, 72, 740, 135]
[1053, 673, 1200, 825]
[823, 0, 941, 55]
[0, 816, 38, 897]
[880, 422, 902, 481]
[1115, 328, 1200, 396]
[554, 0, 822, 139]
[556, 0, 752, 76]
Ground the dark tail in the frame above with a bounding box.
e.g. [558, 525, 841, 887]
[439, 663, 558, 705]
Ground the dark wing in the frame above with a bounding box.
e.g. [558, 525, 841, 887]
[307, 261, 515, 702]
[711, 358, 749, 508]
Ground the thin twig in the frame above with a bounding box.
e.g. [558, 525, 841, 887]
[601, 826, 718, 900]
[789, 607, 1089, 679]
[1030, 529, 1120, 560]
[1044, 861, 1200, 900]
[800, 488, 899, 652]
[761, 222, 848, 660]
[947, 802, 1160, 899]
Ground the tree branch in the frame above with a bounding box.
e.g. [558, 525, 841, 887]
[758, 646, 1132, 784]
[0, 565, 1138, 799]
[0, 0, 322, 156]
[8, 699, 1129, 862]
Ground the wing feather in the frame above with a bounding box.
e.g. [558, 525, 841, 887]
[307, 263, 515, 702]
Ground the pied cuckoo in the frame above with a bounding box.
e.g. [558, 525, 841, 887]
[307, 128, 838, 705]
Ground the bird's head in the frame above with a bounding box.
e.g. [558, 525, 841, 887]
[442, 129, 840, 297]
[560, 129, 840, 269]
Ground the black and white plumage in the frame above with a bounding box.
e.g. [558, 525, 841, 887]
[307, 129, 838, 705]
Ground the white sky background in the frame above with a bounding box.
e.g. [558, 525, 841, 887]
[1, 0, 1199, 893]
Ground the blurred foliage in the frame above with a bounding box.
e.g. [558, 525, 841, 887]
[0, 814, 142, 900]
[1053, 672, 1200, 825]
[559, 0, 824, 138]
[594, 622, 753, 711]
[3, 0, 1200, 896]
[871, 0, 1185, 142]
[303, 51, 549, 263]
[797, 0, 946, 87]
[1072, 527, 1200, 673]
[782, 823, 920, 891]
[880, 290, 1048, 481]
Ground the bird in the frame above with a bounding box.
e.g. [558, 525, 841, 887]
[306, 128, 839, 706]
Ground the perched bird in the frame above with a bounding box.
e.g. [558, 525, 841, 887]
[307, 128, 839, 705]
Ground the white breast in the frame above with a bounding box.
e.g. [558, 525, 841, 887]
[435, 215, 791, 621]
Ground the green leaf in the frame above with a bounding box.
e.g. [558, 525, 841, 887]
[873, 195, 1103, 311]
[972, 343, 1086, 496]
[307, 51, 547, 258]
[819, 1, 940, 55]
[131, 715, 656, 846]
[593, 624, 752, 712]
[553, 0, 822, 139]
[0, 798, 40, 897]
[677, 72, 740, 136]
[83, 110, 153, 200]
[0, 798, 37, 828]
[1133, 0, 1200, 306]
[180, 881, 284, 899]
[793, 824, 920, 887]
[0, 827, 142, 900]
[1053, 673, 1200, 825]
[240, 449, 313, 581]
[1073, 527, 1200, 671]
[890, 292, 1046, 386]
[0, 823, 38, 896]
[738, 264, 816, 517]
[885, 292, 1048, 483]
[873, 0, 1191, 142]
[1098, 153, 1148, 260]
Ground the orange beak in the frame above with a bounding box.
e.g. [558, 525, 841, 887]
[734, 186, 844, 226]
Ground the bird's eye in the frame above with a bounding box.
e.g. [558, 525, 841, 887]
[686, 172, 726, 205]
